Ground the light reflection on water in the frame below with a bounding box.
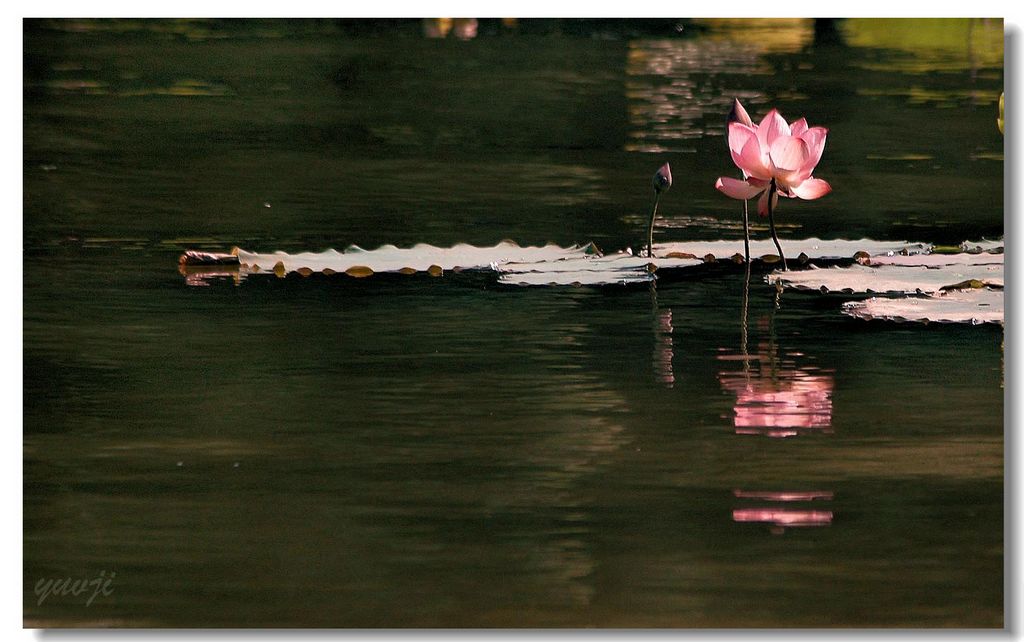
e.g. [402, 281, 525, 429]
[732, 508, 834, 529]
[623, 19, 823, 153]
[718, 346, 835, 438]
[625, 38, 768, 152]
[732, 486, 836, 535]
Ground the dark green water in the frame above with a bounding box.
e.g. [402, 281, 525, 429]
[24, 18, 1004, 627]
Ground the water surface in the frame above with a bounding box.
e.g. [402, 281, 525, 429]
[24, 18, 1003, 627]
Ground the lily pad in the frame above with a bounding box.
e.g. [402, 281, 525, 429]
[842, 288, 1003, 325]
[497, 253, 703, 287]
[192, 238, 1006, 302]
[654, 237, 932, 262]
[235, 241, 598, 275]
[861, 252, 1003, 267]
[498, 270, 652, 287]
[769, 263, 1003, 295]
[179, 250, 239, 266]
[959, 238, 1004, 254]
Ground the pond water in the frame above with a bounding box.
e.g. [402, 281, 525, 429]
[23, 18, 1004, 627]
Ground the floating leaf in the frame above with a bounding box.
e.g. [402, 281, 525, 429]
[236, 241, 596, 276]
[842, 288, 1003, 325]
[655, 238, 931, 262]
[496, 253, 702, 287]
[498, 271, 652, 287]
[960, 238, 1004, 254]
[179, 250, 239, 266]
[769, 263, 1003, 295]
[862, 252, 1003, 267]
[194, 238, 1006, 304]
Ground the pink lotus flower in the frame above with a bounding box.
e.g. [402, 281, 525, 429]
[715, 107, 832, 216]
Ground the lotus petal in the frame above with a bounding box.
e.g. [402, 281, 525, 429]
[715, 176, 766, 200]
[769, 135, 810, 172]
[729, 98, 754, 128]
[728, 121, 757, 154]
[790, 177, 832, 200]
[799, 126, 828, 172]
[757, 109, 791, 150]
[756, 187, 779, 216]
[730, 124, 771, 179]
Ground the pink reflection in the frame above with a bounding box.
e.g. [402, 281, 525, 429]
[732, 373, 833, 428]
[733, 508, 833, 527]
[733, 489, 835, 533]
[718, 345, 834, 437]
[733, 490, 833, 502]
[653, 309, 675, 388]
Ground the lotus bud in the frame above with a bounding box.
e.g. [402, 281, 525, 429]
[652, 162, 672, 194]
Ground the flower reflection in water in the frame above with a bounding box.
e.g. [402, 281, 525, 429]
[733, 490, 833, 501]
[732, 490, 834, 534]
[721, 365, 834, 437]
[732, 508, 834, 531]
[725, 276, 837, 532]
[718, 330, 835, 438]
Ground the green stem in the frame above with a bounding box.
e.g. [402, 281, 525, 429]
[742, 197, 750, 263]
[647, 191, 660, 258]
[766, 179, 786, 271]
